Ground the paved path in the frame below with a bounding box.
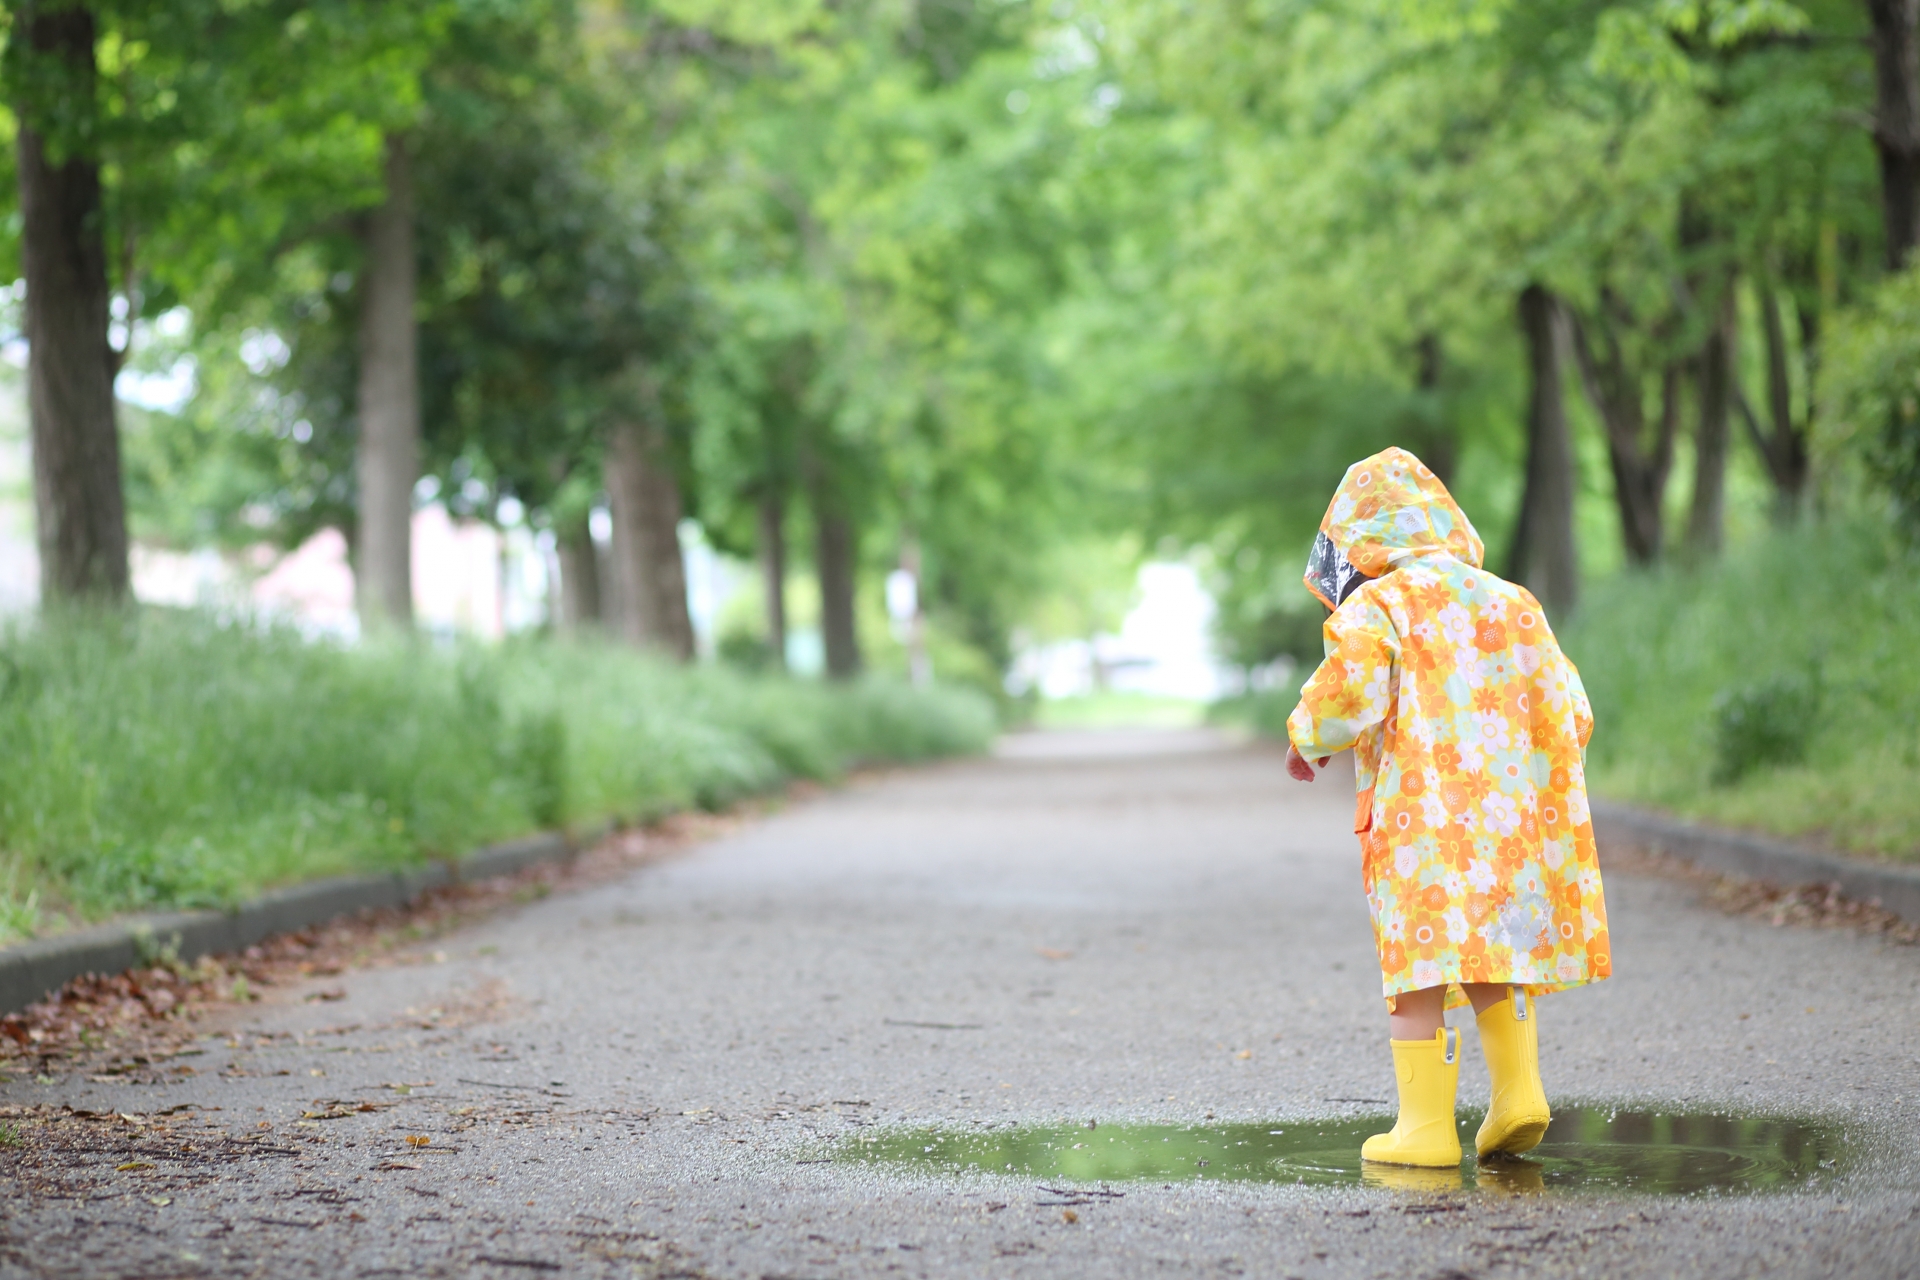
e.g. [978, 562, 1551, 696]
[4, 730, 1918, 1278]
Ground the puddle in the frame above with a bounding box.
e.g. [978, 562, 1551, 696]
[837, 1106, 1850, 1196]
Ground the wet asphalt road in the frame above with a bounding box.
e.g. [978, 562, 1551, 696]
[3, 729, 1918, 1278]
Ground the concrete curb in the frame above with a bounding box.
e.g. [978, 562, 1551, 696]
[0, 830, 580, 1017]
[1593, 799, 1920, 927]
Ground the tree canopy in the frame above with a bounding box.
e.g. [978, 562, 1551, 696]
[4, 0, 1916, 681]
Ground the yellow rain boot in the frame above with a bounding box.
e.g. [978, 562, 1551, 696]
[1361, 1026, 1462, 1168]
[1474, 986, 1552, 1158]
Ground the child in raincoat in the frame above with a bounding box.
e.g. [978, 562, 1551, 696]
[1285, 447, 1612, 1168]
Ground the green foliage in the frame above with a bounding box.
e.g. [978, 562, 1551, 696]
[1711, 670, 1821, 784]
[1564, 520, 1920, 857]
[1207, 689, 1303, 743]
[0, 612, 992, 939]
[1823, 262, 1920, 537]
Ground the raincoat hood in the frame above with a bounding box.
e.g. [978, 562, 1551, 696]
[1304, 446, 1485, 609]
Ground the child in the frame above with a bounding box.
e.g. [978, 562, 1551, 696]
[1284, 447, 1612, 1168]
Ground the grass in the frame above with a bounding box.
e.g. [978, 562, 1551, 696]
[1562, 519, 1920, 861]
[1033, 691, 1206, 729]
[0, 610, 996, 941]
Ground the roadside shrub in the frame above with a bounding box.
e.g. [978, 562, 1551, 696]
[0, 612, 993, 939]
[1564, 520, 1920, 858]
[1711, 672, 1821, 785]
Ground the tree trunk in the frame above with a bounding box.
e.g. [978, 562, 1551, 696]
[15, 2, 129, 605]
[1506, 285, 1580, 617]
[354, 133, 419, 630]
[606, 418, 694, 660]
[1686, 286, 1736, 559]
[1406, 332, 1457, 484]
[556, 521, 601, 633]
[1564, 298, 1680, 567]
[758, 491, 787, 670]
[1868, 0, 1920, 269]
[816, 507, 861, 680]
[1735, 280, 1812, 521]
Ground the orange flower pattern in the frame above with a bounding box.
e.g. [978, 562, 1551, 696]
[1288, 449, 1612, 1010]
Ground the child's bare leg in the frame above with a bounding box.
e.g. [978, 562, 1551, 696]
[1390, 983, 1512, 1039]
[1386, 985, 1447, 1040]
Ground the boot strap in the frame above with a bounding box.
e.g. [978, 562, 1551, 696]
[1443, 1026, 1458, 1064]
[1512, 987, 1528, 1020]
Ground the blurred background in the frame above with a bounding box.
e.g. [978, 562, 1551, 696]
[1, 0, 1917, 938]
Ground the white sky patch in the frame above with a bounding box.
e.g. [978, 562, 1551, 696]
[116, 355, 198, 414]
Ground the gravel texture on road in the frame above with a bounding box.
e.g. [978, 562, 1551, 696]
[3, 729, 1917, 1278]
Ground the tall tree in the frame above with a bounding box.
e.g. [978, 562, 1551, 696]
[354, 135, 420, 629]
[1686, 285, 1738, 558]
[1565, 297, 1684, 567]
[1507, 285, 1579, 617]
[812, 488, 862, 678]
[1868, 0, 1920, 267]
[606, 408, 694, 660]
[9, 0, 129, 603]
[757, 492, 788, 668]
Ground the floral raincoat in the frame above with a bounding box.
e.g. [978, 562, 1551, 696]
[1287, 448, 1612, 1009]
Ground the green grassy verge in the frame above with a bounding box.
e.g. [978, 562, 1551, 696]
[0, 611, 996, 942]
[1034, 691, 1206, 729]
[1563, 520, 1920, 862]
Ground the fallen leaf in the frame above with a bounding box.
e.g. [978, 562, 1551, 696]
[1236, 1050, 1252, 1060]
[148, 1196, 171, 1207]
[1062, 1209, 1078, 1223]
[116, 1161, 155, 1172]
[405, 1134, 431, 1147]
[1035, 947, 1073, 961]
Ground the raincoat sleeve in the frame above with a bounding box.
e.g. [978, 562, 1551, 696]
[1570, 662, 1594, 752]
[1287, 596, 1399, 759]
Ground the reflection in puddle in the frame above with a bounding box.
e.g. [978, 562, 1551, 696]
[838, 1107, 1849, 1196]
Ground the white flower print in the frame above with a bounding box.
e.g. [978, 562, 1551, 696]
[1539, 666, 1574, 713]
[1556, 954, 1583, 982]
[1438, 603, 1474, 647]
[1540, 838, 1567, 871]
[1411, 619, 1439, 643]
[1444, 907, 1469, 944]
[1466, 859, 1496, 892]
[1458, 739, 1486, 772]
[1577, 867, 1602, 897]
[1443, 870, 1466, 897]
[1513, 642, 1542, 675]
[1472, 711, 1511, 752]
[1420, 793, 1450, 828]
[1482, 792, 1521, 836]
[1382, 911, 1406, 942]
[1395, 844, 1422, 878]
[1412, 959, 1444, 989]
[1582, 906, 1603, 942]
[1455, 648, 1487, 687]
[1362, 668, 1392, 714]
[1568, 788, 1590, 827]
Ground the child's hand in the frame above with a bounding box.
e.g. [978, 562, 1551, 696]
[1285, 743, 1325, 782]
